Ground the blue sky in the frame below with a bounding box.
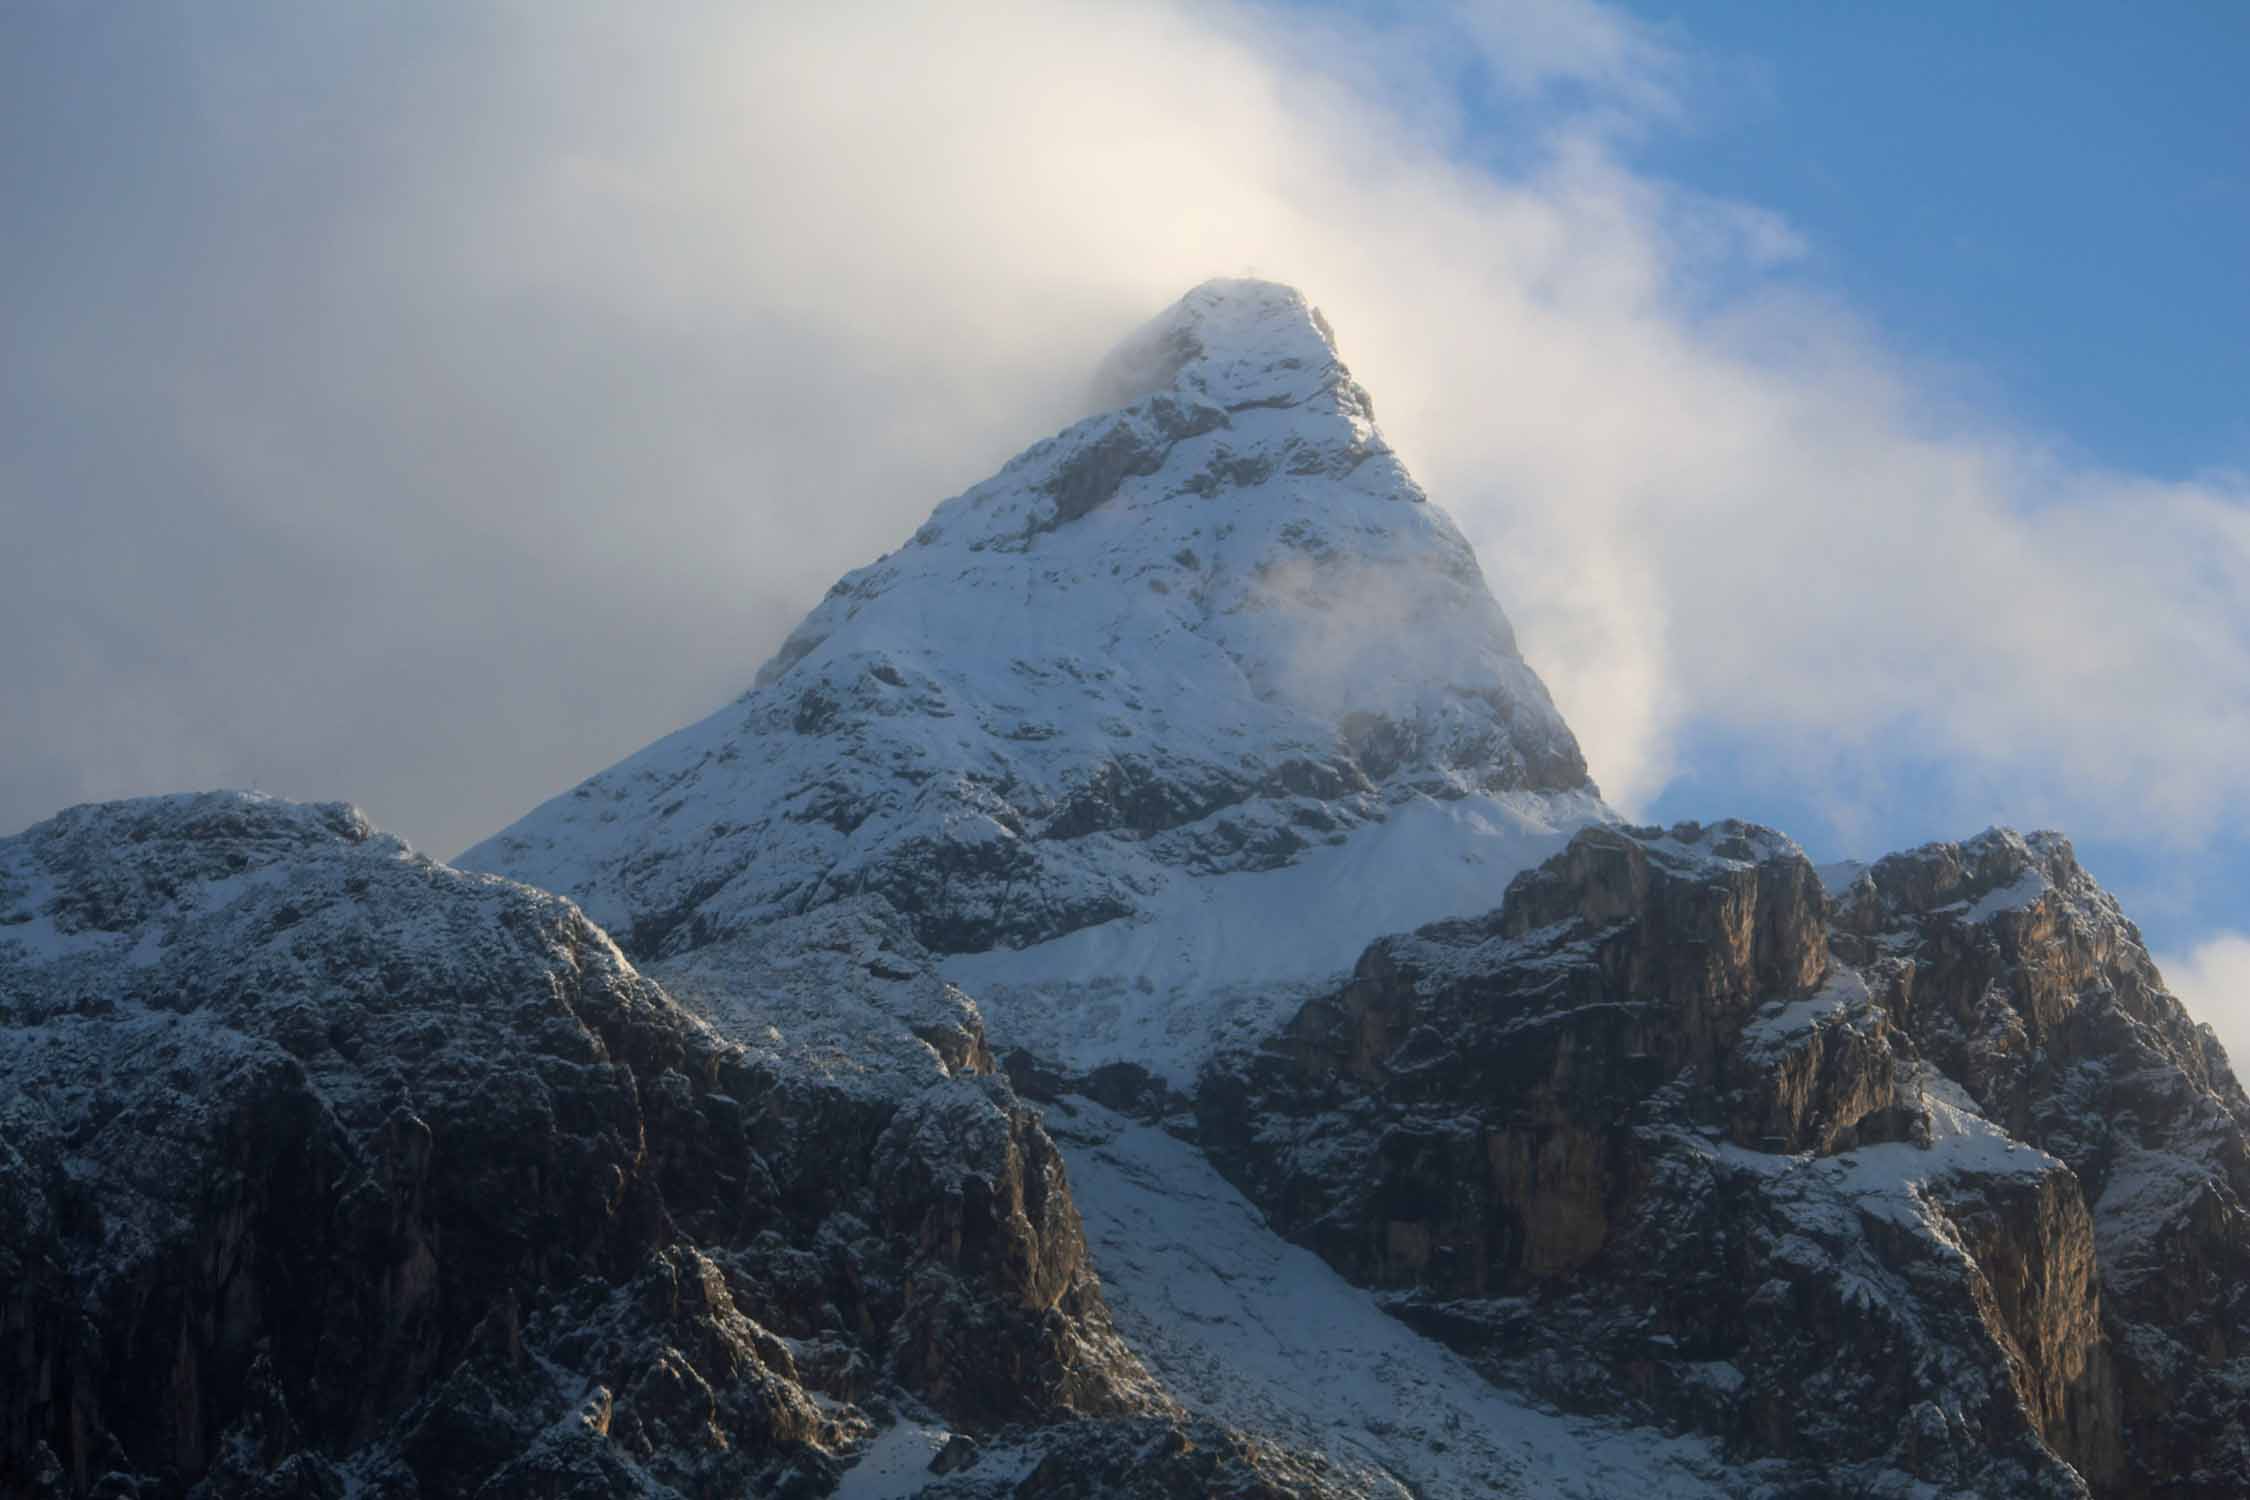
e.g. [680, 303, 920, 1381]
[1264, 0, 2249, 995]
[1601, 1, 2248, 480]
[1581, 3, 2249, 952]
[1289, 0, 2249, 961]
[3, 1, 2245, 1042]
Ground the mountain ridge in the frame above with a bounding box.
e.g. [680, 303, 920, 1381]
[460, 280, 1597, 999]
[3, 280, 2246, 1497]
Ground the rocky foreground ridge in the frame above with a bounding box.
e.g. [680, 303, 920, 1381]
[4, 281, 2247, 1497]
[0, 794, 1197, 1499]
[1191, 820, 2250, 1496]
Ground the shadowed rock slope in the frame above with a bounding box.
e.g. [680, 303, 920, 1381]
[1198, 821, 2250, 1497]
[0, 792, 1181, 1499]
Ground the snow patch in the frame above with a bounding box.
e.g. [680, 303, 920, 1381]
[1951, 867, 2052, 923]
[1739, 968, 1873, 1053]
[1052, 1099, 1732, 1499]
[945, 789, 1604, 1085]
[833, 1421, 1037, 1499]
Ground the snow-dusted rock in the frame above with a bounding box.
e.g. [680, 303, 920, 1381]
[0, 792, 1160, 1498]
[1197, 817, 2250, 1497]
[1840, 829, 2250, 1495]
[462, 280, 1598, 1014]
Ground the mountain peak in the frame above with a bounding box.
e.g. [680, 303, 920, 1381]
[1088, 277, 1345, 414]
[464, 280, 1600, 1073]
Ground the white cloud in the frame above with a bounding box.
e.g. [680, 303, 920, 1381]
[4, 0, 2246, 873]
[2158, 933, 2250, 1081]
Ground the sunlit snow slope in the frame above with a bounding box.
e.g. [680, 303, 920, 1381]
[464, 279, 1608, 1081]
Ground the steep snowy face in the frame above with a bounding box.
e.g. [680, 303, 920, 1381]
[464, 280, 1599, 993]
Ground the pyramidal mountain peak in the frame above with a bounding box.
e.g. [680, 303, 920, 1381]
[7, 281, 2250, 1500]
[461, 278, 1603, 1081]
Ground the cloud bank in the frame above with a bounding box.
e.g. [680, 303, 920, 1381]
[4, 1, 2246, 919]
[2159, 932, 2250, 1085]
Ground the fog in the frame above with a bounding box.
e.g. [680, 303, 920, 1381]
[6, 4, 2246, 1065]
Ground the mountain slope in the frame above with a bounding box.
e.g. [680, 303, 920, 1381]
[457, 278, 2250, 1495]
[464, 277, 1604, 1085]
[10, 280, 2249, 1499]
[1200, 820, 2250, 1496]
[0, 792, 1168, 1498]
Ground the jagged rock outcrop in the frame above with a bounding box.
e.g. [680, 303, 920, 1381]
[1200, 823, 1842, 1293]
[1197, 819, 2249, 1496]
[1835, 830, 2250, 1495]
[0, 792, 1158, 1498]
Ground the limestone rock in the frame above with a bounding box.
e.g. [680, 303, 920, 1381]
[1196, 818, 2249, 1496]
[0, 792, 1158, 1497]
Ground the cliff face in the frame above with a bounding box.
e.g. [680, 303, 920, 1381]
[0, 793, 1163, 1499]
[1200, 821, 2247, 1497]
[1840, 833, 2250, 1492]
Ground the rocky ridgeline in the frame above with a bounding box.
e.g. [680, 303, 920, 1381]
[1198, 821, 2250, 1497]
[0, 793, 1267, 1498]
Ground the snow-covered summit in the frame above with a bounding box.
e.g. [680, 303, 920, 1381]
[1085, 277, 1348, 414]
[0, 790, 396, 972]
[463, 279, 1604, 1077]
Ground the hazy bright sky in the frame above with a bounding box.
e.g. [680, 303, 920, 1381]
[4, 2, 2246, 1049]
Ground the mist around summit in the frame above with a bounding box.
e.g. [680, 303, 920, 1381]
[4, 4, 2248, 1496]
[6, 3, 2247, 1028]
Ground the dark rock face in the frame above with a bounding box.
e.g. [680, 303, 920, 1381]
[1039, 396, 1231, 528]
[873, 1083, 1139, 1425]
[1199, 820, 2249, 1497]
[1201, 823, 1839, 1294]
[0, 793, 1156, 1499]
[1837, 831, 2250, 1496]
